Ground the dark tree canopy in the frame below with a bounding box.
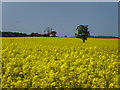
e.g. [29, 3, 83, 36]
[64, 35, 67, 37]
[75, 25, 90, 43]
[50, 31, 57, 37]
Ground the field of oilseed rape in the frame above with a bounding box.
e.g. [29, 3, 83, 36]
[1, 37, 120, 88]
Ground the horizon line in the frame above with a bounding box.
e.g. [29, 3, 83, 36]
[0, 31, 119, 37]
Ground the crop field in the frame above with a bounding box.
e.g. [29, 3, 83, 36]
[1, 37, 120, 88]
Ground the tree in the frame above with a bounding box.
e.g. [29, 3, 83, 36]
[44, 27, 57, 37]
[75, 25, 90, 43]
[64, 35, 67, 37]
[50, 31, 57, 37]
[44, 27, 52, 37]
[30, 32, 39, 36]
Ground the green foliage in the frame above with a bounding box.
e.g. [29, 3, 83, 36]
[50, 31, 57, 37]
[75, 34, 81, 38]
[75, 25, 90, 43]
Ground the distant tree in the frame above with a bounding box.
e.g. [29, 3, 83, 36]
[0, 32, 2, 37]
[1, 32, 27, 37]
[50, 31, 57, 37]
[44, 27, 57, 37]
[44, 27, 52, 37]
[43, 34, 47, 37]
[64, 35, 67, 37]
[75, 25, 90, 43]
[30, 32, 40, 36]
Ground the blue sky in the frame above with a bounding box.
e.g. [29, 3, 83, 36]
[2, 2, 118, 37]
[0, 2, 2, 33]
[1, 0, 119, 2]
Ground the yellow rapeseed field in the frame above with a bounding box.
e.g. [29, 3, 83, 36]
[1, 37, 120, 88]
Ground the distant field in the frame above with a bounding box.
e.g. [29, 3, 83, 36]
[1, 37, 119, 88]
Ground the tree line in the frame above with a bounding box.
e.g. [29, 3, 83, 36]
[0, 27, 58, 37]
[1, 25, 90, 43]
[0, 32, 57, 37]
